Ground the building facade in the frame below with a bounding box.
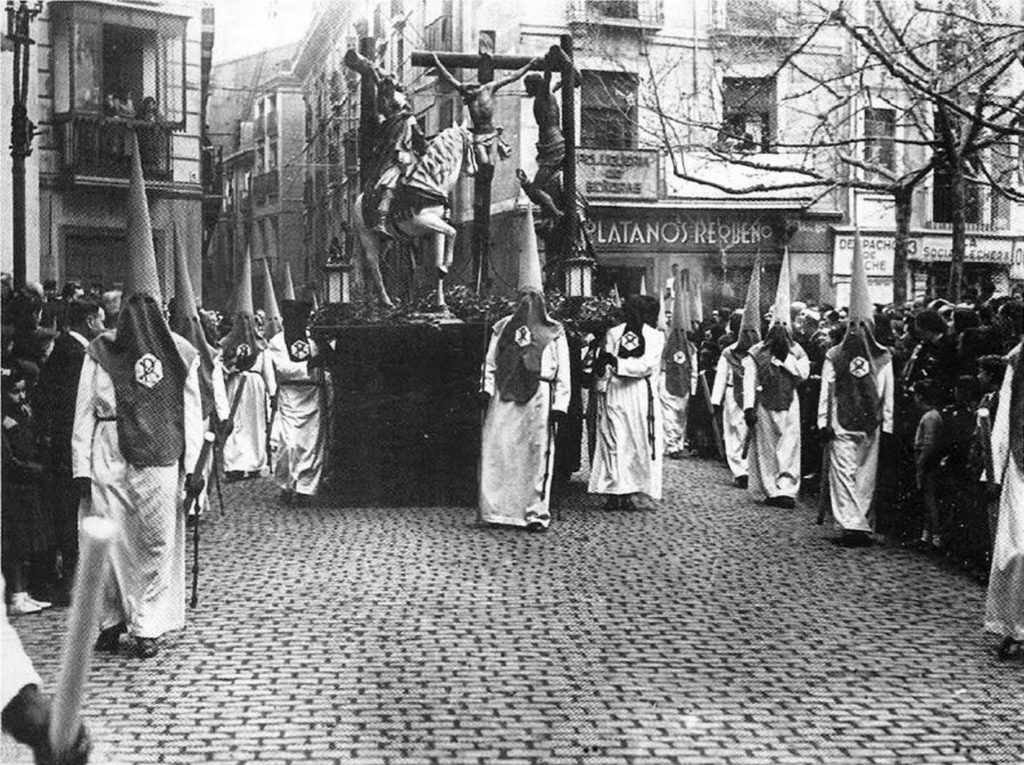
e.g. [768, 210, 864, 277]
[206, 42, 305, 309]
[289, 0, 1023, 307]
[15, 0, 213, 298]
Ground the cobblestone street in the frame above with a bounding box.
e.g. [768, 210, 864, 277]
[3, 455, 1021, 764]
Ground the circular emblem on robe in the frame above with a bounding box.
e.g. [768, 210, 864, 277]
[289, 339, 311, 360]
[849, 356, 870, 378]
[134, 353, 164, 388]
[673, 350, 687, 365]
[620, 331, 640, 352]
[514, 326, 532, 348]
[235, 343, 252, 361]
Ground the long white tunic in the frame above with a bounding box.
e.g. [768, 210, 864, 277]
[817, 356, 894, 532]
[267, 333, 328, 497]
[213, 351, 276, 474]
[985, 356, 1024, 641]
[71, 349, 203, 639]
[479, 317, 571, 528]
[711, 348, 748, 480]
[659, 339, 698, 455]
[742, 345, 810, 500]
[589, 324, 665, 500]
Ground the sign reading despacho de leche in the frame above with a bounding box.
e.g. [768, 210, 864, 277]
[578, 149, 660, 200]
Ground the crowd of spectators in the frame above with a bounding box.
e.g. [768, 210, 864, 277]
[680, 291, 1024, 580]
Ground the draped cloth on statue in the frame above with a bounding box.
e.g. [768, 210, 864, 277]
[711, 345, 749, 480]
[268, 332, 326, 497]
[818, 350, 894, 532]
[589, 323, 665, 500]
[742, 342, 810, 500]
[71, 350, 203, 638]
[985, 345, 1024, 641]
[213, 351, 276, 474]
[480, 315, 571, 528]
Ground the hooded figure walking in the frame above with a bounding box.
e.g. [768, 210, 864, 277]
[741, 249, 810, 508]
[213, 252, 276, 480]
[589, 291, 666, 512]
[660, 270, 699, 459]
[711, 259, 762, 488]
[478, 207, 571, 532]
[71, 132, 204, 659]
[817, 231, 894, 545]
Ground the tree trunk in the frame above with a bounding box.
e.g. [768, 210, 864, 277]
[947, 159, 966, 302]
[891, 185, 912, 306]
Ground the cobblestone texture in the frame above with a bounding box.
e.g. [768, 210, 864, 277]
[2, 455, 1021, 763]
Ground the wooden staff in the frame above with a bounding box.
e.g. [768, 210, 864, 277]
[48, 516, 117, 757]
[187, 431, 217, 608]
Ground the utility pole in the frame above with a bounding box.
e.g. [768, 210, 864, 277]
[6, 0, 43, 288]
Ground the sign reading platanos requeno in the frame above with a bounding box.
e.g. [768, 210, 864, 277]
[587, 211, 778, 252]
[577, 148, 659, 200]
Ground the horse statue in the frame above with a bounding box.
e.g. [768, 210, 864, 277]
[354, 123, 477, 308]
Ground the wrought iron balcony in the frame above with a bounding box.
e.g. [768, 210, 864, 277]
[54, 114, 172, 183]
[569, 0, 664, 28]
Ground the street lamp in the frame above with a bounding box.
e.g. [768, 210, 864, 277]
[6, 0, 44, 288]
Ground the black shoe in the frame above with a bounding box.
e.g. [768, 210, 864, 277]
[134, 637, 159, 659]
[835, 530, 873, 548]
[279, 489, 293, 505]
[292, 493, 312, 507]
[525, 521, 547, 533]
[602, 496, 621, 512]
[766, 496, 796, 509]
[95, 622, 127, 652]
[620, 496, 638, 512]
[667, 450, 684, 460]
[733, 476, 748, 489]
[224, 471, 244, 483]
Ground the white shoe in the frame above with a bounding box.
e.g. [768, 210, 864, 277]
[7, 593, 49, 615]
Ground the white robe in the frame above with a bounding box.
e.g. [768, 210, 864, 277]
[659, 339, 698, 455]
[71, 346, 203, 639]
[817, 356, 894, 532]
[985, 356, 1024, 641]
[213, 351, 276, 474]
[268, 333, 328, 497]
[711, 348, 749, 480]
[479, 317, 571, 528]
[742, 344, 810, 500]
[589, 324, 665, 500]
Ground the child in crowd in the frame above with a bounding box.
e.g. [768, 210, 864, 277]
[913, 380, 946, 550]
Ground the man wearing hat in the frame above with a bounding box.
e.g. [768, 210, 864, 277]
[712, 261, 762, 488]
[268, 298, 328, 505]
[479, 207, 571, 532]
[72, 132, 204, 659]
[742, 249, 810, 508]
[817, 233, 894, 545]
[214, 252, 276, 480]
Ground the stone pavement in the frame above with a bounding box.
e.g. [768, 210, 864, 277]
[3, 455, 1021, 764]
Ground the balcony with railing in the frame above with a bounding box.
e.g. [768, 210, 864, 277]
[569, 0, 664, 29]
[710, 0, 799, 38]
[54, 114, 173, 184]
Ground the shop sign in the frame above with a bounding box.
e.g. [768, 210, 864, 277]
[588, 212, 777, 252]
[913, 235, 1015, 265]
[833, 234, 895, 277]
[577, 149, 659, 200]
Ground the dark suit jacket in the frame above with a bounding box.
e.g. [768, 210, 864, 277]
[34, 332, 88, 471]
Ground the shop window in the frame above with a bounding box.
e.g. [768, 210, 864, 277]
[720, 0, 783, 31]
[268, 140, 278, 171]
[864, 107, 895, 173]
[581, 71, 639, 150]
[719, 77, 775, 153]
[932, 161, 982, 225]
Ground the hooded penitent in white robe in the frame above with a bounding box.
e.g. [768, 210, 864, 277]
[267, 332, 328, 497]
[817, 351, 894, 532]
[985, 345, 1024, 642]
[711, 344, 750, 481]
[742, 341, 810, 500]
[589, 323, 665, 500]
[71, 345, 203, 639]
[659, 337, 698, 455]
[479, 315, 571, 528]
[213, 350, 276, 474]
